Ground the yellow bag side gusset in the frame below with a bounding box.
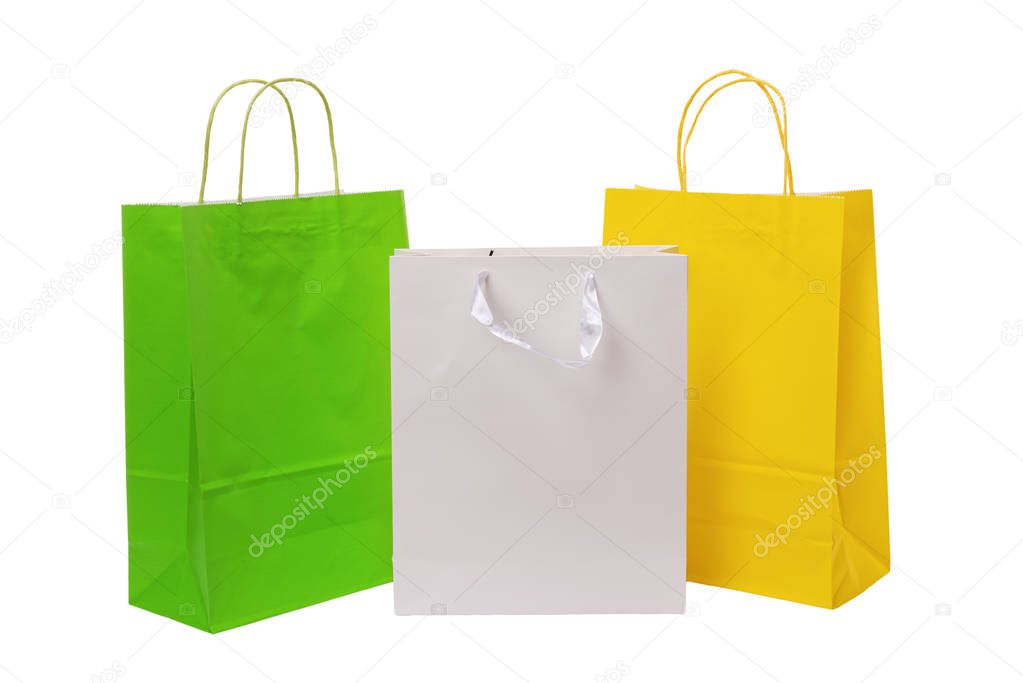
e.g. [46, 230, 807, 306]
[830, 189, 890, 606]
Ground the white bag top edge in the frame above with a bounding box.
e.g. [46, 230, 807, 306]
[393, 245, 682, 258]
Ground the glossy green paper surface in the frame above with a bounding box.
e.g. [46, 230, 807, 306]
[122, 191, 408, 632]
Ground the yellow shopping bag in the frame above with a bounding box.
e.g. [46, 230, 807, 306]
[603, 70, 890, 608]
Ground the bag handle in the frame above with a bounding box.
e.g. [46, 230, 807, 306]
[198, 79, 299, 204]
[677, 70, 794, 195]
[677, 70, 791, 184]
[237, 78, 341, 203]
[681, 77, 793, 194]
[470, 270, 603, 370]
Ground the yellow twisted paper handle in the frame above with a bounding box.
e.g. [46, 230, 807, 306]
[677, 70, 794, 195]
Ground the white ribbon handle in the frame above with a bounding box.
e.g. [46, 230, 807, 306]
[470, 270, 603, 369]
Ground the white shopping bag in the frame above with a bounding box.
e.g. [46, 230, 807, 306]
[390, 245, 687, 614]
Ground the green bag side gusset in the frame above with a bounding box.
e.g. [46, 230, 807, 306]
[123, 203, 211, 630]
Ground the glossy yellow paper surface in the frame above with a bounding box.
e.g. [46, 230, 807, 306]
[603, 188, 889, 607]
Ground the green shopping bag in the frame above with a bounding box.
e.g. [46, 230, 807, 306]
[122, 78, 408, 632]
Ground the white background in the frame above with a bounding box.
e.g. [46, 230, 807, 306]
[1, 0, 1022, 681]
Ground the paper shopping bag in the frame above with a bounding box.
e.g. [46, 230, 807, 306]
[122, 79, 408, 632]
[390, 246, 687, 614]
[602, 70, 890, 608]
